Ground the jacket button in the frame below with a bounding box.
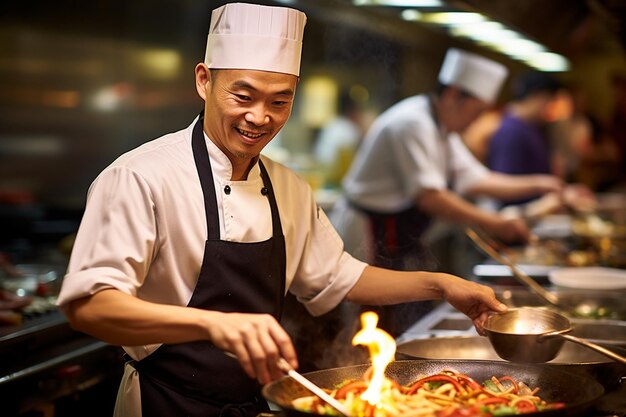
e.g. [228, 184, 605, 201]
[261, 187, 268, 196]
[224, 185, 231, 195]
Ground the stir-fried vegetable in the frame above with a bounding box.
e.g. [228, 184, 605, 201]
[291, 368, 565, 417]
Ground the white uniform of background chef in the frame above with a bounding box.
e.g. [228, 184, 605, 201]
[57, 5, 509, 417]
[331, 48, 564, 335]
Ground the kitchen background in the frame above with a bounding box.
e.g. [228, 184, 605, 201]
[1, 0, 625, 263]
[0, 0, 626, 415]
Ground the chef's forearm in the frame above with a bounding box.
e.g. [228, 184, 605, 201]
[416, 188, 499, 229]
[345, 265, 446, 305]
[467, 172, 562, 200]
[63, 289, 212, 346]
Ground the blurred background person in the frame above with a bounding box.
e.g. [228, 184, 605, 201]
[462, 109, 503, 165]
[313, 89, 369, 188]
[330, 48, 564, 336]
[486, 71, 562, 207]
[486, 71, 596, 213]
[548, 84, 595, 183]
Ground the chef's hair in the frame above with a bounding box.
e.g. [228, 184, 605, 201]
[512, 71, 562, 101]
[435, 82, 475, 99]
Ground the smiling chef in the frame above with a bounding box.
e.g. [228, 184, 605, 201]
[56, 3, 507, 416]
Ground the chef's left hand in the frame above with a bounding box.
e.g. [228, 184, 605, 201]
[440, 277, 507, 335]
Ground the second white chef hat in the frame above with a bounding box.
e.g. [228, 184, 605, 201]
[205, 2, 307, 77]
[438, 48, 508, 103]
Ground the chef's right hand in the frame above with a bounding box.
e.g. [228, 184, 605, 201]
[206, 312, 298, 385]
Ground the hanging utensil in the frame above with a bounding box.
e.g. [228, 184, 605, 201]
[465, 227, 561, 307]
[465, 227, 610, 318]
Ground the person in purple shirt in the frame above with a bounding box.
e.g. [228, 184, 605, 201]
[487, 71, 562, 206]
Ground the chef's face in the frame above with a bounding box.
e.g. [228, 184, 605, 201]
[440, 87, 489, 133]
[196, 65, 297, 162]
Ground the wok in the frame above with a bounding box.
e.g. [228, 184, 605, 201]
[397, 336, 626, 389]
[262, 359, 604, 417]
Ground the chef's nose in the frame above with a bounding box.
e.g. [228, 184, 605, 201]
[244, 104, 270, 126]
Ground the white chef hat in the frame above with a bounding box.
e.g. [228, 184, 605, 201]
[438, 48, 508, 103]
[205, 3, 307, 77]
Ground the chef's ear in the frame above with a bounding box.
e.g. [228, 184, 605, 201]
[195, 63, 211, 100]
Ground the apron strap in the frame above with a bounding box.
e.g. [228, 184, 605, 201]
[258, 159, 283, 238]
[192, 114, 283, 241]
[191, 113, 221, 241]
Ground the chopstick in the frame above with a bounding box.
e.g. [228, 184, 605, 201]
[224, 351, 350, 416]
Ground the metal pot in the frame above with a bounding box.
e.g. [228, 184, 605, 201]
[483, 308, 626, 365]
[396, 336, 626, 389]
[262, 359, 604, 417]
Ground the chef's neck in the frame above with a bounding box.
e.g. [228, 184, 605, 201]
[229, 156, 258, 181]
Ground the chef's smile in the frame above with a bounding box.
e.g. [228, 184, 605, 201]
[235, 126, 267, 144]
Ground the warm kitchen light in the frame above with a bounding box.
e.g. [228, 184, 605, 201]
[352, 312, 397, 406]
[367, 2, 572, 72]
[400, 9, 423, 21]
[134, 48, 182, 80]
[449, 21, 520, 43]
[492, 38, 547, 58]
[420, 12, 487, 25]
[354, 0, 443, 7]
[523, 51, 571, 72]
[300, 76, 338, 128]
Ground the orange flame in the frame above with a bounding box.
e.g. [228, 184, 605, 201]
[352, 312, 396, 406]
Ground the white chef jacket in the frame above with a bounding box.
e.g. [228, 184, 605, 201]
[57, 117, 367, 362]
[343, 94, 488, 211]
[330, 94, 488, 261]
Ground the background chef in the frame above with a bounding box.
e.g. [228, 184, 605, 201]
[331, 48, 567, 335]
[57, 4, 507, 417]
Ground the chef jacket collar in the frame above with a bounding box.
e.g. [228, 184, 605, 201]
[427, 93, 449, 140]
[203, 131, 261, 182]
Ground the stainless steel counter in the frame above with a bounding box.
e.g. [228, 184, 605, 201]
[0, 307, 124, 416]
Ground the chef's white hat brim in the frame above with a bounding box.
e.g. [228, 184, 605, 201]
[205, 3, 307, 77]
[438, 48, 508, 103]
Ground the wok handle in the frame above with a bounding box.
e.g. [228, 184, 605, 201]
[560, 334, 626, 365]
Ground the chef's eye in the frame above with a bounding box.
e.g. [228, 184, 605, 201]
[234, 94, 251, 101]
[273, 100, 288, 106]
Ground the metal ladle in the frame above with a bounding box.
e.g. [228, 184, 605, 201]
[483, 308, 626, 365]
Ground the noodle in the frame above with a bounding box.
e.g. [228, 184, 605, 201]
[291, 368, 566, 417]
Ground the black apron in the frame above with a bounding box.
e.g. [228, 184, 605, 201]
[133, 116, 287, 417]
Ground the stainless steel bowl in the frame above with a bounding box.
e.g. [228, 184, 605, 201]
[483, 308, 626, 365]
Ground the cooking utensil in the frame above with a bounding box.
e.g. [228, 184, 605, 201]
[483, 308, 626, 365]
[223, 352, 349, 416]
[465, 227, 561, 307]
[275, 358, 350, 416]
[262, 359, 604, 417]
[465, 227, 608, 318]
[396, 336, 626, 389]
